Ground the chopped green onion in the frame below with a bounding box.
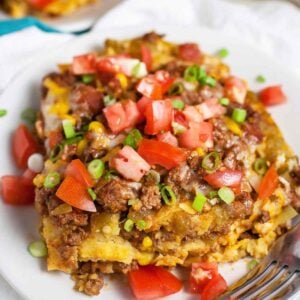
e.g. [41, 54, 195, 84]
[0, 109, 7, 117]
[208, 190, 218, 199]
[87, 188, 97, 201]
[124, 129, 143, 149]
[28, 240, 48, 258]
[172, 99, 185, 110]
[202, 151, 221, 173]
[44, 172, 61, 189]
[256, 75, 266, 83]
[160, 185, 177, 205]
[217, 48, 229, 58]
[50, 144, 63, 162]
[124, 219, 134, 232]
[168, 83, 184, 96]
[218, 187, 235, 204]
[136, 219, 147, 230]
[132, 62, 142, 77]
[192, 192, 207, 212]
[88, 159, 105, 179]
[254, 158, 267, 175]
[199, 76, 217, 87]
[172, 121, 187, 135]
[184, 65, 205, 82]
[62, 120, 76, 139]
[21, 108, 37, 125]
[231, 108, 247, 123]
[103, 95, 116, 107]
[103, 169, 118, 181]
[219, 97, 230, 106]
[81, 74, 94, 84]
[63, 135, 82, 145]
[248, 259, 259, 270]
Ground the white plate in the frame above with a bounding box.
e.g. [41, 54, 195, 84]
[0, 25, 300, 300]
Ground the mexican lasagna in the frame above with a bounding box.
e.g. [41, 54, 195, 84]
[32, 32, 300, 296]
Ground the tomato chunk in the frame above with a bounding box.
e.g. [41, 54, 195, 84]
[157, 131, 178, 147]
[138, 139, 187, 170]
[154, 70, 174, 94]
[204, 169, 243, 188]
[1, 175, 35, 205]
[197, 98, 226, 120]
[137, 75, 163, 100]
[56, 176, 96, 212]
[201, 274, 227, 300]
[72, 53, 97, 75]
[65, 159, 94, 188]
[111, 146, 150, 182]
[259, 85, 287, 106]
[258, 164, 278, 200]
[12, 124, 39, 170]
[141, 45, 152, 71]
[123, 100, 143, 127]
[103, 102, 128, 133]
[178, 43, 202, 63]
[48, 129, 63, 149]
[137, 96, 153, 121]
[183, 106, 203, 123]
[189, 262, 218, 294]
[224, 76, 247, 104]
[26, 0, 54, 9]
[128, 265, 183, 300]
[145, 100, 173, 135]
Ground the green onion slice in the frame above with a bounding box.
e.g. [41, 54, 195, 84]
[160, 185, 177, 205]
[124, 219, 134, 232]
[28, 240, 48, 258]
[21, 108, 37, 125]
[184, 65, 205, 82]
[208, 190, 218, 199]
[199, 76, 217, 87]
[63, 135, 82, 145]
[202, 151, 221, 173]
[44, 172, 61, 189]
[88, 159, 105, 179]
[124, 129, 143, 149]
[248, 259, 259, 270]
[217, 48, 229, 58]
[87, 188, 97, 201]
[132, 62, 142, 77]
[0, 109, 7, 117]
[172, 99, 185, 110]
[103, 95, 116, 107]
[254, 158, 267, 175]
[168, 82, 184, 96]
[81, 74, 94, 84]
[136, 220, 147, 230]
[192, 192, 207, 212]
[218, 187, 235, 204]
[219, 97, 230, 106]
[231, 108, 247, 123]
[62, 120, 76, 139]
[256, 75, 266, 83]
[50, 144, 63, 162]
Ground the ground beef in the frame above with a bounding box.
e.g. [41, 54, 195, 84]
[181, 90, 203, 105]
[226, 192, 253, 219]
[61, 144, 77, 161]
[35, 187, 52, 214]
[59, 245, 75, 260]
[290, 168, 300, 186]
[140, 180, 161, 211]
[199, 85, 224, 100]
[62, 227, 88, 246]
[73, 272, 104, 296]
[163, 60, 186, 77]
[289, 191, 300, 212]
[54, 211, 89, 227]
[95, 179, 137, 213]
[258, 211, 271, 223]
[142, 31, 164, 43]
[223, 143, 247, 170]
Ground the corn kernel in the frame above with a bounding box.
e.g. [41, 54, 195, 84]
[88, 121, 105, 133]
[196, 147, 205, 156]
[48, 99, 70, 116]
[142, 236, 153, 249]
[137, 252, 154, 265]
[76, 139, 87, 156]
[116, 73, 128, 90]
[61, 114, 76, 125]
[43, 78, 68, 96]
[223, 116, 242, 136]
[33, 174, 45, 188]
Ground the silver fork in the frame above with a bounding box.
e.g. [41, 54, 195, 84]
[220, 214, 300, 300]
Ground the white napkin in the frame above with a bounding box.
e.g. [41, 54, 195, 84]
[1, 0, 300, 299]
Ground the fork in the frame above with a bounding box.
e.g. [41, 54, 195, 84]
[220, 214, 300, 300]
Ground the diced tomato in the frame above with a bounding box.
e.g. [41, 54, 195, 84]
[178, 121, 213, 149]
[136, 75, 163, 100]
[48, 129, 63, 149]
[56, 176, 96, 212]
[138, 139, 187, 170]
[22, 168, 37, 182]
[178, 43, 202, 63]
[258, 164, 278, 200]
[183, 106, 203, 123]
[224, 76, 247, 104]
[128, 265, 183, 300]
[204, 169, 243, 188]
[154, 70, 175, 94]
[12, 124, 39, 170]
[111, 146, 150, 182]
[65, 159, 94, 188]
[123, 100, 143, 127]
[173, 110, 189, 128]
[1, 175, 35, 205]
[96, 57, 120, 74]
[103, 102, 128, 133]
[201, 274, 227, 300]
[157, 131, 178, 147]
[141, 45, 152, 71]
[26, 0, 54, 9]
[197, 98, 226, 120]
[144, 100, 173, 135]
[71, 53, 97, 75]
[137, 96, 153, 121]
[189, 262, 218, 294]
[259, 85, 287, 106]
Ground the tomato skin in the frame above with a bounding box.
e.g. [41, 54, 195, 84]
[112, 146, 150, 182]
[128, 265, 183, 300]
[157, 131, 178, 147]
[72, 53, 97, 75]
[144, 100, 173, 135]
[103, 102, 128, 133]
[123, 100, 143, 127]
[141, 45, 152, 71]
[26, 0, 54, 9]
[204, 170, 243, 188]
[258, 164, 278, 200]
[178, 43, 202, 63]
[224, 76, 247, 104]
[138, 139, 187, 170]
[154, 70, 174, 94]
[1, 175, 35, 205]
[65, 159, 94, 188]
[136, 75, 163, 100]
[189, 262, 218, 294]
[259, 85, 287, 106]
[183, 106, 203, 123]
[48, 129, 63, 149]
[22, 168, 37, 182]
[12, 124, 39, 170]
[201, 274, 227, 300]
[137, 96, 153, 121]
[173, 110, 189, 128]
[56, 176, 96, 212]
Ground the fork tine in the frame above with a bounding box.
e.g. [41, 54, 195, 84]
[239, 266, 288, 299]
